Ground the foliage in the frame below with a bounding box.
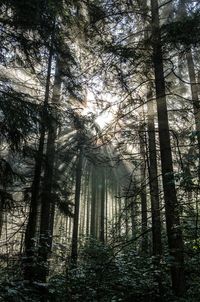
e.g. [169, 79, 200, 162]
[0, 238, 200, 301]
[50, 241, 170, 302]
[162, 13, 200, 46]
[0, 88, 40, 151]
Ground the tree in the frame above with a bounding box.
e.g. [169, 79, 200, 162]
[150, 0, 185, 296]
[71, 147, 83, 265]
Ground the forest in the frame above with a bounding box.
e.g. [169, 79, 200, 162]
[0, 0, 200, 301]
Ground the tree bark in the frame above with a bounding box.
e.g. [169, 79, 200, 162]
[23, 39, 54, 282]
[86, 170, 91, 237]
[100, 168, 105, 243]
[139, 123, 148, 254]
[150, 0, 185, 296]
[90, 166, 97, 238]
[186, 50, 200, 177]
[71, 149, 83, 265]
[147, 87, 162, 256]
[37, 58, 62, 283]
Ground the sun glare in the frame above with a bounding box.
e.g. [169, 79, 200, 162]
[82, 89, 117, 129]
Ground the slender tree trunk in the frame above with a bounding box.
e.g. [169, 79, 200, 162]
[23, 40, 54, 282]
[80, 172, 87, 236]
[81, 186, 86, 236]
[100, 168, 105, 243]
[0, 212, 3, 238]
[86, 172, 90, 237]
[118, 187, 122, 237]
[131, 198, 136, 240]
[37, 58, 62, 283]
[71, 149, 83, 265]
[150, 0, 185, 296]
[68, 217, 72, 242]
[105, 175, 108, 242]
[139, 123, 148, 254]
[65, 216, 68, 243]
[186, 50, 200, 178]
[124, 197, 129, 238]
[178, 2, 200, 169]
[90, 166, 96, 238]
[147, 87, 162, 256]
[95, 176, 100, 239]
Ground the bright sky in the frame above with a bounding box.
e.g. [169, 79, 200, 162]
[82, 89, 117, 129]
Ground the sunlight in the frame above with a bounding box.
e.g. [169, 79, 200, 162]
[82, 89, 117, 129]
[95, 111, 113, 128]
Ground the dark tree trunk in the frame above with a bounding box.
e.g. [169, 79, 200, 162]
[139, 123, 148, 254]
[100, 168, 105, 243]
[105, 175, 108, 242]
[186, 50, 200, 178]
[37, 59, 62, 283]
[118, 187, 122, 237]
[0, 212, 3, 238]
[95, 176, 100, 239]
[23, 42, 54, 282]
[150, 0, 185, 296]
[90, 166, 97, 238]
[130, 198, 135, 239]
[86, 171, 90, 237]
[147, 87, 162, 256]
[179, 0, 200, 178]
[71, 149, 83, 265]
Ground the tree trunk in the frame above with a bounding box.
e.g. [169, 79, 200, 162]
[105, 174, 108, 242]
[139, 123, 148, 254]
[0, 212, 3, 238]
[90, 166, 97, 238]
[86, 171, 90, 237]
[186, 50, 200, 177]
[37, 58, 62, 283]
[100, 168, 105, 243]
[147, 87, 162, 256]
[23, 41, 54, 282]
[71, 149, 83, 265]
[150, 0, 185, 296]
[124, 197, 129, 239]
[179, 1, 200, 174]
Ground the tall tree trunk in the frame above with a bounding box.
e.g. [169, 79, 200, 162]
[178, 2, 200, 165]
[131, 197, 137, 242]
[147, 87, 162, 256]
[118, 186, 122, 238]
[95, 176, 100, 239]
[86, 172, 90, 237]
[0, 212, 3, 238]
[139, 123, 148, 254]
[105, 174, 108, 242]
[71, 149, 83, 265]
[150, 0, 185, 296]
[23, 40, 54, 282]
[186, 50, 200, 178]
[100, 168, 105, 243]
[90, 166, 97, 238]
[81, 183, 86, 236]
[37, 58, 62, 283]
[124, 197, 129, 239]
